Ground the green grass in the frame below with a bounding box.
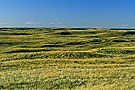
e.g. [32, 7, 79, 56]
[0, 28, 135, 90]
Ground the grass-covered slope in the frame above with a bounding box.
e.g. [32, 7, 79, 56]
[0, 28, 135, 90]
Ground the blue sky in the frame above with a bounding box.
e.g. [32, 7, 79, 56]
[0, 0, 135, 28]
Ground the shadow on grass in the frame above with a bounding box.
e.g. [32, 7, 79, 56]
[65, 41, 89, 45]
[5, 49, 51, 53]
[0, 33, 31, 35]
[40, 44, 65, 48]
[3, 52, 109, 61]
[112, 40, 129, 42]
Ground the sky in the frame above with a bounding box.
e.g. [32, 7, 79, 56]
[0, 0, 135, 28]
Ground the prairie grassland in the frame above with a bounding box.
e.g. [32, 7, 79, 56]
[0, 28, 135, 90]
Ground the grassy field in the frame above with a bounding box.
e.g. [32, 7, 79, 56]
[0, 28, 135, 90]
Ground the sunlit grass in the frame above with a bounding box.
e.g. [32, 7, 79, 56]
[0, 28, 135, 90]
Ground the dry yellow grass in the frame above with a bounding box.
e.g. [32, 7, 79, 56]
[0, 28, 135, 89]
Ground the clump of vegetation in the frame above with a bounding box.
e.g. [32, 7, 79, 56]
[57, 31, 72, 35]
[122, 31, 135, 36]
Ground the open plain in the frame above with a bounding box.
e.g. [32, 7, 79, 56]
[0, 28, 135, 90]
